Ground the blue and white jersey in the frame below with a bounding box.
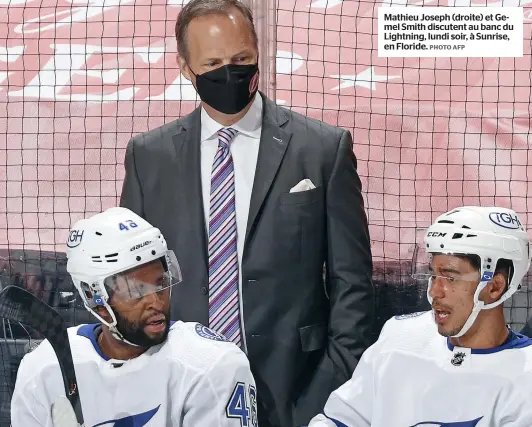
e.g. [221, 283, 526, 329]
[11, 321, 257, 427]
[309, 311, 532, 427]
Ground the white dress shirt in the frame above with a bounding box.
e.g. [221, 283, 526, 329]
[200, 93, 263, 351]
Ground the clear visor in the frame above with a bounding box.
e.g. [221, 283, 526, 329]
[411, 245, 481, 283]
[103, 250, 182, 307]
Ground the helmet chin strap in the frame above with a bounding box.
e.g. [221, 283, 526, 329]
[108, 324, 140, 348]
[427, 278, 498, 339]
[87, 301, 141, 348]
[450, 282, 487, 338]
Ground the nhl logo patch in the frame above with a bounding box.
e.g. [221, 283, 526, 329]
[451, 351, 466, 366]
[195, 324, 228, 342]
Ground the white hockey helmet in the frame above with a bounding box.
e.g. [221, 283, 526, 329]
[66, 207, 181, 345]
[418, 206, 531, 338]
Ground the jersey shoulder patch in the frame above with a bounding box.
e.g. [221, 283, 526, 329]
[195, 323, 228, 342]
[394, 311, 427, 320]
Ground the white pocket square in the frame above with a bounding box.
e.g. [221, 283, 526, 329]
[290, 179, 316, 193]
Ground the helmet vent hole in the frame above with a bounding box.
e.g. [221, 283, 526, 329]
[95, 232, 102, 236]
[452, 233, 463, 239]
[466, 234, 477, 238]
[440, 244, 444, 248]
[151, 250, 156, 255]
[136, 256, 141, 261]
[438, 220, 454, 224]
[105, 253, 118, 263]
[462, 225, 471, 229]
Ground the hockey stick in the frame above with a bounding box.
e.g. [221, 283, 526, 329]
[0, 285, 84, 424]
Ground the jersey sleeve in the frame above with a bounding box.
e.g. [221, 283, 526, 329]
[308, 316, 399, 427]
[181, 345, 257, 427]
[11, 354, 50, 427]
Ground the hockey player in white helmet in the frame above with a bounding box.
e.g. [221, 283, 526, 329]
[11, 207, 257, 427]
[309, 206, 532, 427]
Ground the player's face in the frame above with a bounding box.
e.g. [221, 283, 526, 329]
[428, 254, 480, 337]
[110, 261, 171, 347]
[177, 8, 258, 81]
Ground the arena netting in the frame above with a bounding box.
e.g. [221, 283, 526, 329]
[0, 0, 531, 424]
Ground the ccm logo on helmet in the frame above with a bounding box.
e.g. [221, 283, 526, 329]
[489, 212, 522, 229]
[130, 241, 151, 252]
[427, 232, 447, 237]
[67, 230, 84, 248]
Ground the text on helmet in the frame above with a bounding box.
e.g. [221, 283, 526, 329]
[67, 229, 84, 248]
[427, 232, 447, 237]
[489, 212, 522, 230]
[130, 241, 151, 252]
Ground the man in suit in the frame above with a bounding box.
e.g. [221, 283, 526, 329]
[120, 1, 374, 426]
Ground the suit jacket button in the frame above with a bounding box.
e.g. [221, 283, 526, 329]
[201, 286, 208, 295]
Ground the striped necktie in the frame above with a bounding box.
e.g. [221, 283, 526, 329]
[208, 127, 241, 346]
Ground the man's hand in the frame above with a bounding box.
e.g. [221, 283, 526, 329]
[51, 396, 84, 427]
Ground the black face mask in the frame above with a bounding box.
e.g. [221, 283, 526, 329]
[191, 63, 260, 115]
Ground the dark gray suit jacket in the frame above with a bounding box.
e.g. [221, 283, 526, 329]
[120, 93, 375, 427]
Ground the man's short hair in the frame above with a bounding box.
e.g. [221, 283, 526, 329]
[175, 0, 258, 63]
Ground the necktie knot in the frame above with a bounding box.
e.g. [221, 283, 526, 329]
[218, 127, 237, 149]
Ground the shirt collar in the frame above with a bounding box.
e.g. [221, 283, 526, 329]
[200, 92, 263, 142]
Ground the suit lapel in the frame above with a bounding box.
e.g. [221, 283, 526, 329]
[245, 96, 292, 243]
[171, 107, 209, 271]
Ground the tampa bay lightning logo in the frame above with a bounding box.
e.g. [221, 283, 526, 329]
[481, 271, 494, 282]
[195, 323, 228, 342]
[410, 417, 483, 426]
[93, 405, 160, 427]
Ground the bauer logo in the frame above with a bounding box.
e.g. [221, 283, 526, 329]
[489, 212, 522, 229]
[66, 229, 84, 248]
[130, 241, 151, 252]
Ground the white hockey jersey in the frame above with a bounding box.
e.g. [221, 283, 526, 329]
[309, 311, 532, 427]
[11, 321, 257, 427]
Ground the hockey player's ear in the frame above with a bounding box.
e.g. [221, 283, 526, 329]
[95, 305, 113, 323]
[485, 272, 507, 303]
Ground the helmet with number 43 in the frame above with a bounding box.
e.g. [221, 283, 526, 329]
[66, 207, 182, 345]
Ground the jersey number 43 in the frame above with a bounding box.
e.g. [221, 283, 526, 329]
[226, 382, 257, 427]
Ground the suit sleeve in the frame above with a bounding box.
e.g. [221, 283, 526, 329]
[325, 129, 375, 368]
[11, 356, 50, 427]
[120, 137, 145, 217]
[181, 347, 258, 427]
[308, 342, 376, 427]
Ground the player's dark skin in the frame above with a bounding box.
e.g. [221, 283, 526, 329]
[429, 254, 509, 350]
[177, 6, 258, 126]
[96, 260, 171, 360]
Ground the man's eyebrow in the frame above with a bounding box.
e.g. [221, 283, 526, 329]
[232, 50, 251, 57]
[440, 267, 461, 274]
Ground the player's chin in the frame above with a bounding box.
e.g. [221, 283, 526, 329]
[433, 311, 455, 336]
